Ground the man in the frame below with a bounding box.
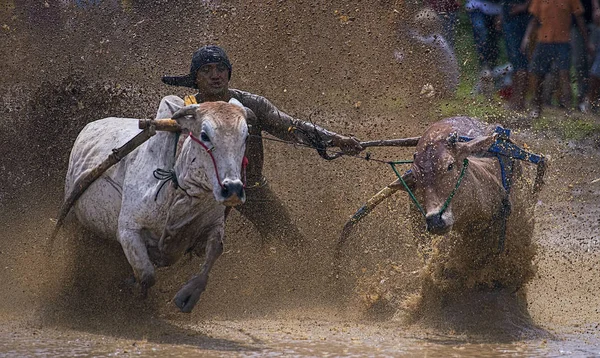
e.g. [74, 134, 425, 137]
[160, 45, 363, 245]
[521, 0, 591, 118]
[502, 0, 531, 111]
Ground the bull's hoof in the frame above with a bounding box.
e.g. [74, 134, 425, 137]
[174, 276, 205, 313]
[137, 273, 156, 299]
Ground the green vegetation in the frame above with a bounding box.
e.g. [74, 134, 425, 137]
[438, 12, 600, 142]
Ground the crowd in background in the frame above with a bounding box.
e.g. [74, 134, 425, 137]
[424, 0, 600, 119]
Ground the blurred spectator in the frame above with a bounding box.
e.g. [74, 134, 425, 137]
[424, 0, 461, 49]
[521, 0, 591, 118]
[572, 0, 599, 112]
[581, 6, 600, 110]
[466, 0, 503, 97]
[394, 8, 460, 97]
[502, 0, 531, 111]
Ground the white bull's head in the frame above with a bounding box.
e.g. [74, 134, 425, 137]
[172, 98, 249, 206]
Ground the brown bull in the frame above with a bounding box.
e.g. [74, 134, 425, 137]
[341, 116, 545, 292]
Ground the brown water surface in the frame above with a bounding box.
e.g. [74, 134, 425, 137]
[1, 1, 600, 356]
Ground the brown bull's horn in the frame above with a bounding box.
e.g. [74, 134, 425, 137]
[339, 179, 402, 245]
[359, 137, 421, 148]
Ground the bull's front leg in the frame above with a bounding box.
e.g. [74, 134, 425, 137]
[118, 228, 156, 297]
[174, 226, 224, 313]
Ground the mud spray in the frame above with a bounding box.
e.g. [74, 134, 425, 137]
[1, 0, 599, 355]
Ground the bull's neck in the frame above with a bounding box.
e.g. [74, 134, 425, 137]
[173, 143, 213, 195]
[146, 131, 180, 168]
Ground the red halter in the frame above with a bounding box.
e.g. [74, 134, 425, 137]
[188, 132, 249, 188]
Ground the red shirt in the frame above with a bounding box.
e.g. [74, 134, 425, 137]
[529, 0, 584, 43]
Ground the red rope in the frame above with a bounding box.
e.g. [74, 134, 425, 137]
[188, 132, 248, 188]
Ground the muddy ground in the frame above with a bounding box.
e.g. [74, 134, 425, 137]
[1, 1, 600, 356]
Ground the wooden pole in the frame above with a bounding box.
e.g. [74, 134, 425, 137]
[360, 137, 420, 148]
[138, 119, 181, 132]
[49, 125, 160, 243]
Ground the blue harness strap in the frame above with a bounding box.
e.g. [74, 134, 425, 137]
[447, 126, 544, 253]
[457, 126, 545, 192]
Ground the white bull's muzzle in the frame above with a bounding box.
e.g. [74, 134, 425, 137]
[219, 178, 246, 206]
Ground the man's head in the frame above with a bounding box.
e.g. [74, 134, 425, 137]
[190, 45, 232, 81]
[162, 45, 232, 92]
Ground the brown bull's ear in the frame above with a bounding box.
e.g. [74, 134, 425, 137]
[455, 134, 496, 156]
[172, 104, 200, 132]
[389, 170, 416, 192]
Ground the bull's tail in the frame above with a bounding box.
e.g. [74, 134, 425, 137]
[339, 180, 402, 245]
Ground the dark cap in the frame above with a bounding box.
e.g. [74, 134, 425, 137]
[162, 45, 232, 88]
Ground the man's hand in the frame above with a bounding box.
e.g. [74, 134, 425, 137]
[332, 135, 363, 155]
[510, 3, 529, 15]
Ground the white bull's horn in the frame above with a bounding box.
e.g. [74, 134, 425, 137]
[172, 104, 200, 119]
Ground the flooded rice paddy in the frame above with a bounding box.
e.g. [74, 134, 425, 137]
[2, 1, 600, 356]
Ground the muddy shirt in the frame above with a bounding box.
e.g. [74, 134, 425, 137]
[187, 89, 342, 185]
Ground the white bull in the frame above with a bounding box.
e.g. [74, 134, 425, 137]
[64, 98, 249, 312]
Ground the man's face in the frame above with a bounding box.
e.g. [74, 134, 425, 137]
[195, 62, 230, 96]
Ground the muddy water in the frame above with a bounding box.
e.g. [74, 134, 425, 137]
[2, 1, 600, 356]
[0, 321, 597, 357]
[1, 130, 599, 357]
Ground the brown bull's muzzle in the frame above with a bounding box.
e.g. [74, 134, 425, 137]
[425, 211, 454, 235]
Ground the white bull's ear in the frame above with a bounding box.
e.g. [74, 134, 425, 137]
[228, 98, 244, 108]
[456, 134, 496, 156]
[172, 104, 200, 131]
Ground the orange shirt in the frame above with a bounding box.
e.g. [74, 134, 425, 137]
[529, 0, 584, 43]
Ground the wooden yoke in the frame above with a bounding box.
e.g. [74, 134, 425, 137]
[139, 119, 181, 132]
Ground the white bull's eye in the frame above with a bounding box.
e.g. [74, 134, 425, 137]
[200, 132, 211, 142]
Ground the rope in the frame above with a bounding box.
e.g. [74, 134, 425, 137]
[389, 161, 426, 217]
[249, 134, 399, 165]
[438, 158, 469, 216]
[388, 159, 470, 219]
[153, 168, 186, 201]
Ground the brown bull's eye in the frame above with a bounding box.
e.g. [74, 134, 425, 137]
[447, 163, 454, 171]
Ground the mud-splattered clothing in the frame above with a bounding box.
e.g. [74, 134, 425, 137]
[185, 89, 342, 185]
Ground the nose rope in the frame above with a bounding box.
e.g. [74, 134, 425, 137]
[389, 161, 426, 217]
[389, 158, 469, 218]
[188, 132, 248, 189]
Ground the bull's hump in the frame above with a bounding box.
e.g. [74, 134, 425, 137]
[199, 101, 245, 127]
[435, 116, 491, 136]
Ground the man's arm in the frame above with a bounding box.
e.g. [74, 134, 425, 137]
[231, 89, 363, 155]
[520, 17, 539, 54]
[510, 0, 531, 16]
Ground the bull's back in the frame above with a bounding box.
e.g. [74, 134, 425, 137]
[66, 117, 141, 239]
[441, 116, 493, 137]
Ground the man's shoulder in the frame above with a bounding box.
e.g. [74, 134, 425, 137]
[229, 88, 263, 101]
[228, 88, 273, 108]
